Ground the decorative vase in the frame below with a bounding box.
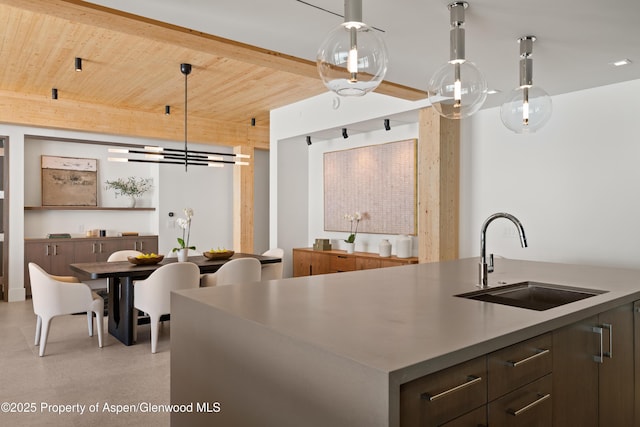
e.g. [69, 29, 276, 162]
[128, 196, 137, 208]
[176, 248, 189, 262]
[345, 242, 355, 254]
[379, 239, 391, 257]
[396, 235, 412, 258]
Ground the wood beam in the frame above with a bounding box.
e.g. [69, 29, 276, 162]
[233, 145, 255, 253]
[2, 0, 425, 102]
[0, 89, 267, 148]
[417, 107, 460, 263]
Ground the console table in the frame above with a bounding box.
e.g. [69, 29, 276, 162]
[292, 248, 418, 277]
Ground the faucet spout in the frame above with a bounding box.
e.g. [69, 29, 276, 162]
[479, 212, 527, 288]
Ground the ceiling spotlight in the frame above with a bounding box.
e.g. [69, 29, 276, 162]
[384, 119, 390, 131]
[165, 105, 171, 115]
[342, 128, 349, 139]
[51, 88, 58, 100]
[316, 0, 388, 96]
[75, 57, 82, 72]
[610, 59, 632, 67]
[306, 136, 312, 146]
[500, 36, 552, 133]
[427, 2, 487, 119]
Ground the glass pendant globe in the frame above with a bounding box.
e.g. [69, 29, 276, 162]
[500, 86, 552, 133]
[317, 23, 388, 96]
[427, 60, 487, 119]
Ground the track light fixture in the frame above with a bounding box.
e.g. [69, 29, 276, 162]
[51, 88, 58, 100]
[306, 136, 312, 146]
[427, 2, 487, 119]
[316, 0, 388, 96]
[342, 128, 349, 139]
[75, 57, 82, 72]
[384, 119, 390, 131]
[165, 105, 170, 115]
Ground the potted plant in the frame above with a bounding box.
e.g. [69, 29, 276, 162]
[343, 211, 362, 253]
[172, 208, 196, 261]
[104, 177, 152, 207]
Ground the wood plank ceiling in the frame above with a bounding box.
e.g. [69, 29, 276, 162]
[0, 0, 425, 149]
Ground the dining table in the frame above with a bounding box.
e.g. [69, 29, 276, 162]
[69, 253, 282, 346]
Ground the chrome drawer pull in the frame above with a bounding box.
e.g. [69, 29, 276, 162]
[507, 348, 550, 367]
[507, 393, 550, 416]
[421, 375, 482, 402]
[593, 326, 604, 363]
[602, 323, 613, 359]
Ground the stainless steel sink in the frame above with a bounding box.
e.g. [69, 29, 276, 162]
[457, 281, 607, 311]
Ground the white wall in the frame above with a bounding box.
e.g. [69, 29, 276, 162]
[4, 124, 268, 301]
[273, 78, 640, 274]
[460, 79, 640, 269]
[307, 123, 419, 256]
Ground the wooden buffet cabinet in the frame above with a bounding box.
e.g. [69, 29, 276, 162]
[24, 235, 158, 296]
[292, 248, 418, 277]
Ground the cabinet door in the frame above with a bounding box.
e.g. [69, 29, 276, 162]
[25, 242, 52, 295]
[47, 241, 76, 277]
[310, 252, 330, 275]
[634, 301, 640, 424]
[293, 250, 312, 277]
[136, 236, 158, 254]
[598, 303, 634, 426]
[96, 239, 126, 262]
[552, 315, 599, 427]
[73, 240, 99, 263]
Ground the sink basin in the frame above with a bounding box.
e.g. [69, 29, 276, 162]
[457, 281, 607, 311]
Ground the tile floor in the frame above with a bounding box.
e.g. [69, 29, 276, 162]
[0, 299, 170, 426]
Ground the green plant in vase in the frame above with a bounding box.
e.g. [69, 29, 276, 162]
[104, 176, 152, 207]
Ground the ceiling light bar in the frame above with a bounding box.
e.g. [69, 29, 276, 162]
[610, 59, 632, 67]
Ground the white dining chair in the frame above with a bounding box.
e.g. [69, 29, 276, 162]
[133, 262, 200, 353]
[260, 248, 284, 281]
[107, 250, 143, 262]
[200, 257, 262, 287]
[28, 263, 104, 357]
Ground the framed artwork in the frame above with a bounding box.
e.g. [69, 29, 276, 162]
[41, 155, 98, 206]
[324, 139, 417, 235]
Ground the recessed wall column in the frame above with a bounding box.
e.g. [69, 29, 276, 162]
[417, 107, 460, 262]
[233, 145, 255, 253]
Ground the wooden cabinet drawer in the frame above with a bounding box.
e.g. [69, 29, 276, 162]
[329, 254, 355, 272]
[400, 356, 487, 427]
[356, 257, 380, 270]
[441, 405, 486, 427]
[488, 373, 552, 427]
[488, 333, 552, 400]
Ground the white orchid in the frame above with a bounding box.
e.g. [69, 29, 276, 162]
[172, 208, 196, 252]
[344, 211, 363, 243]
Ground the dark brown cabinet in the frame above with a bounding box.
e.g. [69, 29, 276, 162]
[400, 333, 552, 427]
[24, 236, 158, 295]
[552, 303, 634, 426]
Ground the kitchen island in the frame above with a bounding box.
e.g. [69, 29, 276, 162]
[170, 257, 640, 426]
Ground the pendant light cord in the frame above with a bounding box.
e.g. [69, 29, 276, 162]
[184, 67, 188, 172]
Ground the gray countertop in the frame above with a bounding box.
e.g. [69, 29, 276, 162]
[175, 257, 640, 385]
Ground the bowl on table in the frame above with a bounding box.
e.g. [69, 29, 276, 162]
[127, 254, 164, 265]
[202, 250, 234, 261]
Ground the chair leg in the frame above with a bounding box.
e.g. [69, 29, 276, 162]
[94, 309, 104, 348]
[39, 317, 52, 357]
[34, 315, 42, 346]
[87, 311, 94, 337]
[150, 316, 159, 354]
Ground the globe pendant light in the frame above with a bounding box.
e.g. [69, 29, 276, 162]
[428, 2, 487, 119]
[316, 0, 388, 96]
[500, 36, 552, 133]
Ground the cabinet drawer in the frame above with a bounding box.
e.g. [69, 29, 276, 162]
[355, 257, 380, 270]
[329, 254, 355, 272]
[400, 356, 487, 427]
[441, 405, 486, 427]
[488, 332, 552, 400]
[488, 373, 552, 427]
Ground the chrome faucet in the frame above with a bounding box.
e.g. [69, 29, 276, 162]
[479, 213, 528, 288]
